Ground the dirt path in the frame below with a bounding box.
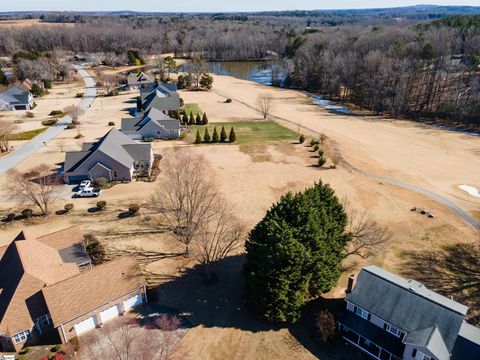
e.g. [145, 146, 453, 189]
[211, 80, 480, 231]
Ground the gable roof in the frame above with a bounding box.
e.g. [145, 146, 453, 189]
[64, 128, 151, 172]
[0, 85, 31, 105]
[121, 108, 180, 133]
[347, 266, 467, 352]
[0, 229, 82, 335]
[404, 326, 450, 360]
[127, 72, 153, 86]
[43, 256, 146, 327]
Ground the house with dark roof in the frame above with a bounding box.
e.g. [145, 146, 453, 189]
[0, 227, 146, 352]
[121, 107, 181, 140]
[339, 266, 480, 360]
[63, 128, 154, 184]
[139, 82, 180, 112]
[0, 85, 34, 111]
[127, 71, 153, 90]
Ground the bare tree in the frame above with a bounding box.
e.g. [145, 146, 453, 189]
[343, 199, 392, 259]
[64, 105, 84, 125]
[315, 310, 337, 344]
[0, 120, 17, 153]
[195, 203, 246, 281]
[153, 149, 217, 255]
[6, 164, 62, 215]
[79, 315, 185, 360]
[99, 74, 118, 94]
[185, 56, 207, 89]
[257, 93, 274, 119]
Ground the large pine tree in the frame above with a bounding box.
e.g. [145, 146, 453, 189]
[243, 182, 350, 322]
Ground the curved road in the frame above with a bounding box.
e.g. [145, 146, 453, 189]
[213, 88, 480, 231]
[0, 65, 96, 177]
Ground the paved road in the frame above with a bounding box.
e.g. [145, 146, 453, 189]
[213, 89, 480, 231]
[0, 65, 96, 177]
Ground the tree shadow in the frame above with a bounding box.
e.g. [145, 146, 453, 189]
[118, 211, 134, 219]
[402, 242, 480, 325]
[87, 207, 100, 213]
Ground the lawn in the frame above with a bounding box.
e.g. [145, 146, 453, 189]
[183, 103, 202, 116]
[8, 128, 47, 141]
[187, 120, 298, 145]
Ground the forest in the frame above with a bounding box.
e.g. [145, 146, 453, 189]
[0, 9, 479, 126]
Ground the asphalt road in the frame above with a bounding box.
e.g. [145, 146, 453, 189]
[213, 88, 480, 231]
[0, 65, 96, 178]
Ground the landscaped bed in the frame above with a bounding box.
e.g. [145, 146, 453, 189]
[8, 128, 47, 140]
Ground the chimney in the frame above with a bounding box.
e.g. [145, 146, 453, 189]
[346, 274, 357, 294]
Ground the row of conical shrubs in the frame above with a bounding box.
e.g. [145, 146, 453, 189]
[195, 126, 236, 144]
[182, 112, 208, 125]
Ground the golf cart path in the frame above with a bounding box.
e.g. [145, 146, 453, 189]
[0, 65, 96, 177]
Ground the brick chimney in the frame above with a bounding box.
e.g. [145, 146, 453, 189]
[346, 274, 357, 294]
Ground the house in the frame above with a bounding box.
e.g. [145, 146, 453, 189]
[127, 71, 154, 90]
[338, 266, 480, 360]
[0, 85, 34, 111]
[139, 82, 180, 112]
[121, 107, 181, 140]
[63, 128, 154, 184]
[0, 227, 147, 352]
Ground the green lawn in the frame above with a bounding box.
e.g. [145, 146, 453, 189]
[8, 128, 47, 141]
[187, 120, 298, 145]
[183, 103, 202, 116]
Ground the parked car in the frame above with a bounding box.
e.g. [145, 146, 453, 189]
[79, 180, 92, 190]
[75, 188, 102, 198]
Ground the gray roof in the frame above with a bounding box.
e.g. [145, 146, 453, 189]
[121, 107, 180, 133]
[404, 327, 450, 360]
[58, 243, 91, 267]
[122, 143, 152, 162]
[347, 266, 467, 352]
[0, 85, 31, 105]
[65, 128, 151, 172]
[127, 72, 153, 86]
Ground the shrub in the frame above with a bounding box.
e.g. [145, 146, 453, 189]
[64, 203, 74, 212]
[22, 209, 33, 218]
[225, 98, 232, 103]
[42, 79, 52, 89]
[203, 128, 211, 143]
[7, 213, 16, 221]
[202, 113, 209, 125]
[42, 119, 58, 126]
[19, 347, 30, 355]
[31, 83, 45, 97]
[49, 110, 64, 116]
[95, 177, 108, 189]
[75, 93, 84, 98]
[129, 204, 140, 214]
[212, 127, 219, 143]
[299, 134, 305, 144]
[143, 137, 154, 142]
[25, 111, 35, 118]
[229, 127, 236, 142]
[310, 139, 318, 147]
[313, 144, 320, 152]
[107, 90, 119, 97]
[318, 156, 326, 167]
[331, 154, 340, 168]
[84, 235, 105, 265]
[66, 124, 76, 129]
[108, 121, 115, 126]
[195, 129, 202, 144]
[96, 201, 107, 210]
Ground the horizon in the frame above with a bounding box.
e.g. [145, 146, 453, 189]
[1, 1, 479, 13]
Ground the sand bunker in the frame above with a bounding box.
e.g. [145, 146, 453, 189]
[459, 185, 480, 198]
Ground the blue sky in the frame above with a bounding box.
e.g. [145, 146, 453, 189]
[1, 1, 478, 12]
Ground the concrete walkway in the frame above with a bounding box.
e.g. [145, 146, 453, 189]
[0, 65, 96, 177]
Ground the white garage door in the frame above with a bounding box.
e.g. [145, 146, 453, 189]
[74, 316, 97, 336]
[100, 305, 120, 323]
[124, 294, 143, 311]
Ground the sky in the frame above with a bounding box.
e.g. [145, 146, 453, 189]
[1, 0, 479, 13]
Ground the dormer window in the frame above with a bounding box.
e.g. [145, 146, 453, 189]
[355, 306, 370, 320]
[384, 323, 403, 337]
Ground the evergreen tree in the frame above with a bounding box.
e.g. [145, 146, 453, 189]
[195, 129, 202, 144]
[299, 134, 305, 144]
[318, 150, 326, 167]
[244, 182, 350, 322]
[220, 126, 227, 142]
[189, 113, 195, 125]
[182, 113, 188, 125]
[203, 128, 211, 143]
[229, 127, 236, 143]
[202, 112, 209, 125]
[196, 113, 202, 125]
[212, 127, 220, 143]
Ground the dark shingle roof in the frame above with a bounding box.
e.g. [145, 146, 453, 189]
[404, 327, 449, 360]
[347, 266, 467, 352]
[452, 323, 480, 360]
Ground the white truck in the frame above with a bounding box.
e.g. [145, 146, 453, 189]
[75, 188, 102, 198]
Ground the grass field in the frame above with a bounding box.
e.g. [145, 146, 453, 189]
[8, 128, 47, 141]
[183, 103, 202, 116]
[187, 120, 298, 145]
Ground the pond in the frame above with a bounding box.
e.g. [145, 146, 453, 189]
[206, 61, 278, 86]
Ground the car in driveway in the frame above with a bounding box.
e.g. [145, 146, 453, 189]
[75, 188, 102, 198]
[79, 180, 92, 190]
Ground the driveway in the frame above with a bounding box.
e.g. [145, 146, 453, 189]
[0, 65, 96, 177]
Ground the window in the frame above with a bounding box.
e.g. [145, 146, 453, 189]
[384, 323, 402, 337]
[12, 330, 31, 344]
[37, 314, 52, 326]
[113, 171, 118, 177]
[355, 306, 369, 320]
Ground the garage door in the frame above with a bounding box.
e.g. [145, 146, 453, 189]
[74, 316, 97, 336]
[67, 175, 89, 184]
[124, 294, 143, 311]
[100, 305, 120, 323]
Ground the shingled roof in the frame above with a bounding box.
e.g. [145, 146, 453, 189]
[121, 107, 180, 133]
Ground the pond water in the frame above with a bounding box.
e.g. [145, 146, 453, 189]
[206, 61, 275, 86]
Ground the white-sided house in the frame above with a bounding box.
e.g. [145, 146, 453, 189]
[121, 108, 181, 140]
[127, 72, 154, 90]
[63, 128, 154, 184]
[0, 85, 34, 111]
